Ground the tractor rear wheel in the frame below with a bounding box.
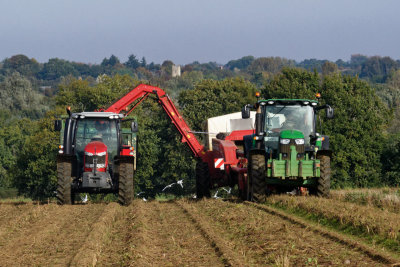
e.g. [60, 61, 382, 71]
[118, 162, 134, 206]
[250, 154, 266, 203]
[316, 155, 331, 197]
[56, 161, 73, 205]
[196, 161, 210, 198]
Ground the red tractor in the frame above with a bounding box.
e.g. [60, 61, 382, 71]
[55, 111, 138, 205]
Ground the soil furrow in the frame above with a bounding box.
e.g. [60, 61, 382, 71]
[176, 200, 246, 266]
[0, 203, 60, 244]
[69, 203, 123, 266]
[246, 201, 399, 265]
[192, 198, 389, 266]
[94, 202, 139, 266]
[0, 203, 107, 267]
[124, 200, 225, 267]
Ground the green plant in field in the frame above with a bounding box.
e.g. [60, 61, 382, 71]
[155, 193, 178, 202]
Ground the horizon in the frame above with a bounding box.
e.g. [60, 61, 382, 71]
[1, 53, 398, 66]
[1, 0, 400, 65]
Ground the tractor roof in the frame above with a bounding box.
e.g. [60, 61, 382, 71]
[259, 99, 318, 106]
[71, 112, 124, 119]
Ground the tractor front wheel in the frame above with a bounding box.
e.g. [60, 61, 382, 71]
[56, 161, 73, 205]
[250, 154, 266, 203]
[118, 162, 134, 206]
[196, 161, 211, 198]
[316, 155, 331, 197]
[310, 155, 331, 197]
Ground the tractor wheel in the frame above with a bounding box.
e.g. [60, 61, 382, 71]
[196, 161, 210, 198]
[118, 162, 134, 206]
[250, 154, 266, 203]
[316, 155, 331, 197]
[56, 161, 73, 205]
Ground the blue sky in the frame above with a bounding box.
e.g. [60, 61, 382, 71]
[0, 0, 399, 64]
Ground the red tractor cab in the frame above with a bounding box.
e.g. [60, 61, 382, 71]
[55, 111, 138, 205]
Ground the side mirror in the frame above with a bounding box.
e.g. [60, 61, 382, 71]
[242, 104, 251, 119]
[54, 120, 62, 131]
[131, 121, 138, 132]
[326, 105, 334, 119]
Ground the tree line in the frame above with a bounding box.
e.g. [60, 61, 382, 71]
[0, 53, 399, 200]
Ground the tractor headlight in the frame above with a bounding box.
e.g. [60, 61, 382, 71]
[280, 138, 290, 145]
[295, 138, 305, 145]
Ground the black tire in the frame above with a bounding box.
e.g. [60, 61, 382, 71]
[57, 161, 73, 205]
[250, 154, 266, 203]
[196, 161, 210, 198]
[118, 162, 134, 206]
[316, 155, 331, 197]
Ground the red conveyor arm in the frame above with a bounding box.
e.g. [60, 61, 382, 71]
[105, 84, 205, 158]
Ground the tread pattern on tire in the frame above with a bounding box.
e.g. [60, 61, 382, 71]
[317, 155, 331, 197]
[57, 161, 72, 205]
[196, 161, 211, 198]
[250, 154, 266, 203]
[118, 162, 134, 206]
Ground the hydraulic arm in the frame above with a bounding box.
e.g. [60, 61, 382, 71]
[105, 84, 205, 158]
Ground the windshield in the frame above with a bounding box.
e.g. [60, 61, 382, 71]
[265, 105, 314, 144]
[74, 118, 118, 163]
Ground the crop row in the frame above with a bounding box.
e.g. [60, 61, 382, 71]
[330, 188, 400, 213]
[265, 195, 400, 253]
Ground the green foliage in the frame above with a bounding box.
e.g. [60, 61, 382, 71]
[1, 53, 400, 200]
[248, 57, 295, 74]
[0, 188, 18, 199]
[263, 68, 391, 187]
[56, 74, 138, 111]
[0, 113, 33, 187]
[179, 78, 257, 131]
[375, 70, 400, 133]
[2, 54, 40, 76]
[381, 134, 400, 186]
[125, 54, 141, 69]
[12, 113, 58, 200]
[360, 56, 398, 83]
[263, 67, 320, 99]
[321, 61, 338, 76]
[226, 56, 255, 70]
[165, 71, 204, 98]
[296, 59, 327, 72]
[39, 58, 78, 80]
[0, 72, 48, 118]
[101, 55, 120, 67]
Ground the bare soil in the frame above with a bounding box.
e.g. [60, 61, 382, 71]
[0, 198, 397, 267]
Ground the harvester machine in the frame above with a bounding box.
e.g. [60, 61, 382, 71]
[200, 93, 335, 202]
[55, 83, 334, 204]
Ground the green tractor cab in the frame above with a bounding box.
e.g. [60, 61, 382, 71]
[242, 98, 333, 202]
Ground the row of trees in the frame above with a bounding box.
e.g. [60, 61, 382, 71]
[2, 68, 398, 200]
[0, 51, 400, 199]
[2, 54, 399, 89]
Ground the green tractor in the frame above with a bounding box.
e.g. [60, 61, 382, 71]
[242, 96, 334, 202]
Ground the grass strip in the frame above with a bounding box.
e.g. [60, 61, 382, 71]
[331, 188, 400, 213]
[267, 195, 400, 251]
[264, 198, 400, 256]
[246, 201, 399, 265]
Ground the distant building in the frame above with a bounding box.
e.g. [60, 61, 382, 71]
[39, 86, 51, 91]
[172, 64, 181, 77]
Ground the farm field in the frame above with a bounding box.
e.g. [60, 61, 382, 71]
[0, 190, 399, 266]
